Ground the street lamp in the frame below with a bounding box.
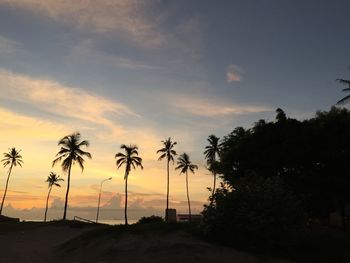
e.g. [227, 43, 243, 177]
[96, 177, 112, 223]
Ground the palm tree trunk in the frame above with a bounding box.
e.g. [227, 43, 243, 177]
[0, 163, 13, 215]
[124, 171, 129, 225]
[166, 160, 170, 221]
[44, 186, 52, 222]
[186, 171, 191, 222]
[212, 172, 217, 196]
[63, 162, 72, 220]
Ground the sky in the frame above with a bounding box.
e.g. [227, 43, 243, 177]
[0, 0, 350, 221]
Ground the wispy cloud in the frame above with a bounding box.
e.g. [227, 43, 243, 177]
[0, 0, 166, 48]
[0, 69, 136, 137]
[0, 107, 70, 140]
[227, 64, 243, 83]
[171, 95, 271, 117]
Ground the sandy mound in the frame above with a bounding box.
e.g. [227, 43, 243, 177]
[60, 230, 291, 263]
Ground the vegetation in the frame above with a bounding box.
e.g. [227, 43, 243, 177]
[203, 135, 220, 196]
[115, 145, 143, 225]
[202, 107, 350, 249]
[157, 137, 177, 221]
[44, 172, 64, 222]
[137, 215, 164, 224]
[175, 153, 198, 222]
[336, 71, 350, 104]
[52, 132, 91, 220]
[1, 95, 350, 262]
[0, 148, 23, 215]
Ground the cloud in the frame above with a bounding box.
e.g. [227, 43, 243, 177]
[227, 64, 243, 83]
[0, 107, 70, 140]
[0, 0, 166, 48]
[171, 95, 271, 117]
[0, 68, 136, 137]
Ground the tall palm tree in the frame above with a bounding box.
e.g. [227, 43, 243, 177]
[115, 145, 143, 225]
[0, 148, 23, 215]
[175, 153, 198, 222]
[44, 172, 63, 222]
[204, 135, 220, 196]
[157, 137, 177, 221]
[52, 132, 91, 220]
[336, 77, 350, 105]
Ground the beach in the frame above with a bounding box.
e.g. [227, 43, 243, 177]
[0, 222, 290, 263]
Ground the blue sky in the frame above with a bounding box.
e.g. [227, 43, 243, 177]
[0, 0, 349, 219]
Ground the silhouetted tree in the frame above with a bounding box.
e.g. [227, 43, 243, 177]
[275, 108, 287, 122]
[211, 107, 350, 224]
[115, 145, 143, 225]
[157, 137, 177, 221]
[175, 153, 198, 222]
[204, 135, 220, 196]
[52, 133, 91, 220]
[44, 172, 63, 222]
[0, 148, 23, 215]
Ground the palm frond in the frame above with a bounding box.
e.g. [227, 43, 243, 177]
[336, 95, 350, 105]
[337, 78, 350, 87]
[158, 153, 166, 161]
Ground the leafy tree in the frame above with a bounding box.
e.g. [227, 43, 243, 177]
[157, 137, 177, 221]
[210, 107, 350, 225]
[0, 148, 23, 215]
[204, 135, 220, 196]
[115, 145, 143, 225]
[175, 153, 198, 222]
[52, 132, 91, 220]
[44, 172, 63, 222]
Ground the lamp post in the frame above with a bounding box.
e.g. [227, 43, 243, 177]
[96, 177, 112, 223]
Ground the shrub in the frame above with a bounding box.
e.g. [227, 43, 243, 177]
[201, 175, 304, 247]
[137, 215, 164, 224]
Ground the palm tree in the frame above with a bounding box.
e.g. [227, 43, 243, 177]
[0, 148, 23, 215]
[44, 172, 63, 222]
[157, 137, 177, 221]
[204, 135, 220, 196]
[52, 132, 91, 220]
[336, 76, 350, 105]
[115, 145, 143, 225]
[175, 153, 198, 222]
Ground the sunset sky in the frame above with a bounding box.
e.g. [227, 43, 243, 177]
[0, 0, 350, 221]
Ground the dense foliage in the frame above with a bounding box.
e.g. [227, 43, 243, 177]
[202, 107, 350, 244]
[137, 215, 164, 224]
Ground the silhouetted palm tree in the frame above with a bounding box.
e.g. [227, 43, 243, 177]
[0, 148, 23, 215]
[44, 172, 63, 222]
[336, 77, 350, 105]
[175, 153, 198, 222]
[204, 135, 220, 196]
[115, 145, 143, 225]
[157, 137, 177, 221]
[52, 133, 91, 220]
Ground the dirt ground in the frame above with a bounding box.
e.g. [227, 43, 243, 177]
[0, 224, 292, 263]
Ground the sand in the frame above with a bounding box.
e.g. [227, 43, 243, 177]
[0, 224, 292, 263]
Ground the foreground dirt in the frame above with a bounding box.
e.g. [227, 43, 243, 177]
[0, 224, 292, 263]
